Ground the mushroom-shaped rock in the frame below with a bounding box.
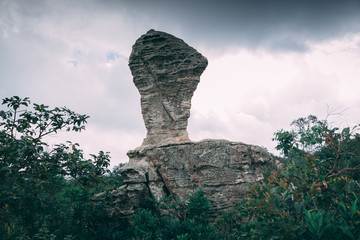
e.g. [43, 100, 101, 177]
[129, 29, 208, 146]
[91, 30, 273, 229]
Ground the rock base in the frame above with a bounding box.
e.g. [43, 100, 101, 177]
[93, 139, 272, 227]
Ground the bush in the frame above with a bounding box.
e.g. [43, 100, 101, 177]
[2, 97, 359, 239]
[223, 115, 360, 240]
[0, 96, 123, 239]
[128, 189, 219, 240]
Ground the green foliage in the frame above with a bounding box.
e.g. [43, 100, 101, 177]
[2, 96, 359, 239]
[223, 115, 360, 239]
[128, 189, 219, 240]
[0, 96, 122, 239]
[187, 189, 210, 224]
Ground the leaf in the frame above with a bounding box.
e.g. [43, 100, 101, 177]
[339, 226, 355, 239]
[294, 201, 302, 215]
[342, 127, 350, 136]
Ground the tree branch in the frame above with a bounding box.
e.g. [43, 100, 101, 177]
[326, 163, 360, 179]
[325, 140, 342, 180]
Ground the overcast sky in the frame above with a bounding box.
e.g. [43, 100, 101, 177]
[1, 0, 360, 168]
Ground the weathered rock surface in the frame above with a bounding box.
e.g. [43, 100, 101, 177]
[93, 140, 271, 227]
[93, 30, 272, 228]
[129, 29, 208, 146]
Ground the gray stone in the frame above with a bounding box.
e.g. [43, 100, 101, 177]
[129, 29, 208, 146]
[93, 140, 271, 226]
[92, 30, 273, 228]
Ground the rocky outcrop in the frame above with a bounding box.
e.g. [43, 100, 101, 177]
[93, 140, 271, 226]
[93, 30, 272, 228]
[129, 29, 208, 146]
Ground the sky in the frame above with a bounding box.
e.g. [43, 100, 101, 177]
[1, 0, 360, 169]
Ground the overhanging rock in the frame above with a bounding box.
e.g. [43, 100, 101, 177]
[129, 29, 208, 146]
[93, 30, 272, 227]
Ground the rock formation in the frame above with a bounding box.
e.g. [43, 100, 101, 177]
[93, 30, 272, 228]
[129, 29, 208, 146]
[94, 140, 271, 227]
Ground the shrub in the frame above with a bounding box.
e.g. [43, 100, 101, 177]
[129, 189, 219, 240]
[225, 115, 360, 240]
[0, 96, 122, 239]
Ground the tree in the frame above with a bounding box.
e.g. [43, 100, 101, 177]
[224, 115, 360, 239]
[274, 115, 360, 180]
[0, 96, 118, 239]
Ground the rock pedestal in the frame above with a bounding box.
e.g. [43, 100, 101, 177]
[94, 140, 271, 227]
[93, 30, 272, 228]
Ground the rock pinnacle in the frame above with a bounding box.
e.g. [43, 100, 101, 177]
[129, 30, 208, 146]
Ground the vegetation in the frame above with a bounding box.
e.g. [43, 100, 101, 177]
[221, 115, 360, 239]
[1, 96, 359, 239]
[0, 96, 123, 239]
[129, 190, 218, 240]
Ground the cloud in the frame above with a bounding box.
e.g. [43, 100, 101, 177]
[106, 51, 120, 61]
[1, 0, 359, 168]
[67, 60, 78, 67]
[189, 35, 360, 154]
[108, 0, 360, 52]
[2, 0, 360, 53]
[44, 125, 145, 168]
[0, 0, 145, 164]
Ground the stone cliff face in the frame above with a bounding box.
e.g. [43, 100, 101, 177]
[93, 30, 272, 227]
